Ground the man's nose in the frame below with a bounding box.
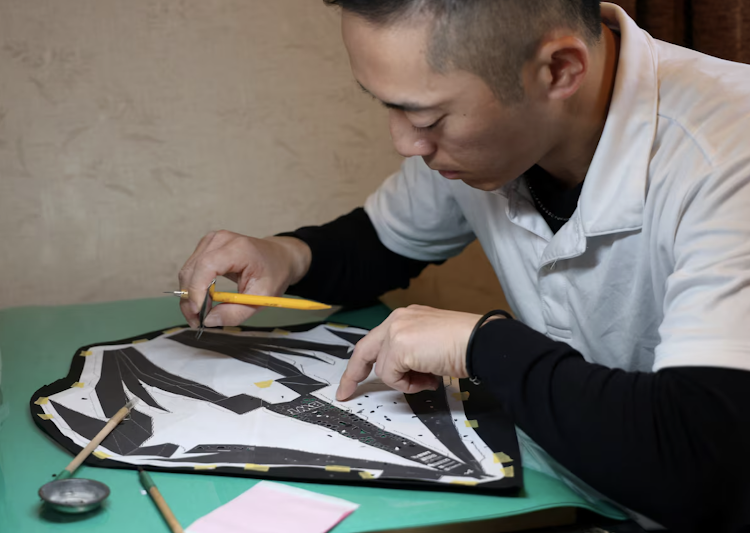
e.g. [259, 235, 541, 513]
[389, 111, 436, 158]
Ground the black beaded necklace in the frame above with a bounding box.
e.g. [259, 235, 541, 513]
[523, 165, 584, 234]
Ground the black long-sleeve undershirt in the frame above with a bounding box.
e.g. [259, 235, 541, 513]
[282, 197, 750, 531]
[471, 319, 750, 532]
[280, 208, 438, 307]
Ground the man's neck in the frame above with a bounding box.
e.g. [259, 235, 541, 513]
[537, 24, 620, 188]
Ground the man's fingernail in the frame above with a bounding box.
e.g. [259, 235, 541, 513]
[204, 315, 222, 328]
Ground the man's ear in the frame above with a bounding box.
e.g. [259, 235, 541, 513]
[529, 36, 589, 101]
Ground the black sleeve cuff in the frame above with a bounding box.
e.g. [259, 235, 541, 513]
[468, 318, 574, 403]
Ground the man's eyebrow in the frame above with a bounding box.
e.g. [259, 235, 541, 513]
[357, 82, 435, 113]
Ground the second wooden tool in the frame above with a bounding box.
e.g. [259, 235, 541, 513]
[139, 467, 184, 533]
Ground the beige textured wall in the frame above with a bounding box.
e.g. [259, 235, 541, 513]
[0, 0, 510, 315]
[0, 0, 404, 309]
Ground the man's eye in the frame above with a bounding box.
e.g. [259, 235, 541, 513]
[412, 117, 443, 133]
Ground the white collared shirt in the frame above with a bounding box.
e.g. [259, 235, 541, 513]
[365, 3, 750, 374]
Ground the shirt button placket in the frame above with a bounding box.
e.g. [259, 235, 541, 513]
[538, 261, 572, 341]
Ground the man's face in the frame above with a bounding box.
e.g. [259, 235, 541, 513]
[342, 12, 553, 191]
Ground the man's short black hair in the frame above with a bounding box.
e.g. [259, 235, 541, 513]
[325, 0, 603, 103]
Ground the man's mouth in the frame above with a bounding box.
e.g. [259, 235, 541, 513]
[438, 170, 462, 179]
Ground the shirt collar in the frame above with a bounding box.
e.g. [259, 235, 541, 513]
[578, 3, 659, 236]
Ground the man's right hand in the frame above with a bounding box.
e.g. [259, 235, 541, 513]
[177, 230, 312, 329]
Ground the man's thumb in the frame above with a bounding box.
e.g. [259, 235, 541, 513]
[204, 303, 258, 328]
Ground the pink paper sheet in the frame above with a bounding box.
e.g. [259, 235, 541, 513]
[187, 481, 359, 533]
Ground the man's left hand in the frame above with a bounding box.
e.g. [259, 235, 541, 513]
[336, 305, 482, 401]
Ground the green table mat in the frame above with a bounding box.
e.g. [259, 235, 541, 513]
[0, 297, 626, 532]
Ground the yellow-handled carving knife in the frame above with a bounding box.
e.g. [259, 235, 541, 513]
[166, 280, 332, 338]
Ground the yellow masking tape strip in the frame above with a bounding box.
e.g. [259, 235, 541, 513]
[325, 465, 351, 473]
[450, 480, 478, 486]
[503, 466, 516, 478]
[326, 323, 348, 330]
[35, 397, 49, 406]
[493, 452, 513, 464]
[244, 464, 270, 472]
[79, 350, 93, 357]
[464, 420, 479, 428]
[132, 339, 149, 344]
[37, 414, 54, 420]
[223, 326, 242, 332]
[451, 391, 470, 402]
[71, 382, 84, 388]
[272, 328, 290, 336]
[93, 451, 111, 459]
[163, 327, 184, 335]
[194, 465, 217, 470]
[254, 380, 273, 389]
[358, 471, 375, 480]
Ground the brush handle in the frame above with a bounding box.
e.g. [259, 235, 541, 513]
[63, 402, 133, 475]
[140, 468, 184, 533]
[55, 469, 73, 480]
[149, 486, 184, 533]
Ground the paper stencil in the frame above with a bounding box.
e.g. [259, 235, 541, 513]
[30, 323, 521, 491]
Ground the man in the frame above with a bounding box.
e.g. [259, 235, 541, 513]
[178, 1, 750, 530]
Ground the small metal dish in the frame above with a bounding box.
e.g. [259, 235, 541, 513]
[38, 478, 110, 514]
